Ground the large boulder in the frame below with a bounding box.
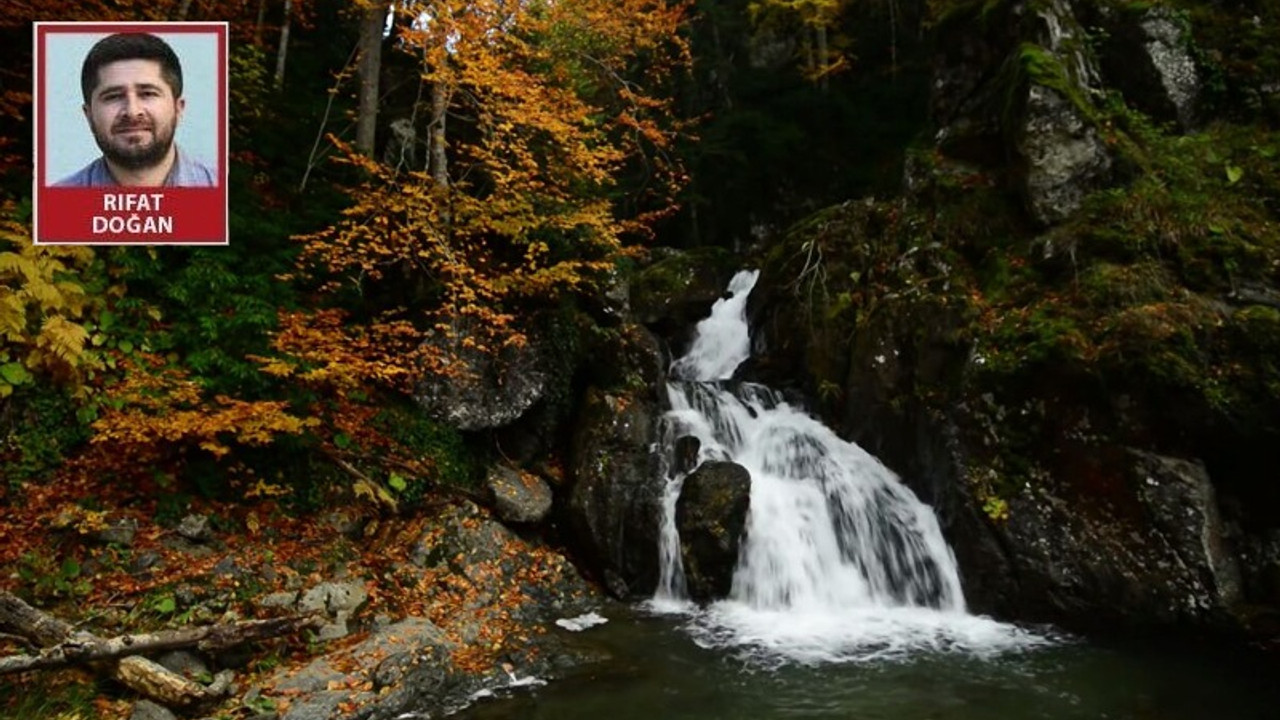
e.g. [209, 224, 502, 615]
[563, 322, 669, 599]
[415, 319, 550, 430]
[567, 386, 665, 599]
[966, 446, 1245, 628]
[931, 0, 1113, 225]
[629, 247, 741, 341]
[1091, 4, 1202, 130]
[1018, 81, 1112, 225]
[675, 461, 752, 602]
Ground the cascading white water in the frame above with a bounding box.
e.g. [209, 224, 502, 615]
[653, 269, 1050, 664]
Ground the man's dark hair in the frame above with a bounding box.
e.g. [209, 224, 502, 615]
[80, 33, 183, 103]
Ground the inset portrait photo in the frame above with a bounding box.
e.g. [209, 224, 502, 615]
[34, 22, 228, 245]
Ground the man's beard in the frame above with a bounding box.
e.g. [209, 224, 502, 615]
[92, 116, 177, 171]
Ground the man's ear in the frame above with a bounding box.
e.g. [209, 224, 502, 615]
[176, 96, 186, 121]
[82, 103, 90, 121]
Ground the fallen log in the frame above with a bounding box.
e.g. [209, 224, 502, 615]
[0, 591, 321, 707]
[0, 612, 323, 675]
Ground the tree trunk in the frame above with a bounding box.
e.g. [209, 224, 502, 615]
[254, 0, 268, 47]
[274, 0, 293, 90]
[429, 81, 450, 189]
[355, 2, 384, 157]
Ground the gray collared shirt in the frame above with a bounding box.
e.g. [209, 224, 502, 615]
[55, 146, 217, 187]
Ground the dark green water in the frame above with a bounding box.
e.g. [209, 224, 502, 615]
[454, 609, 1280, 720]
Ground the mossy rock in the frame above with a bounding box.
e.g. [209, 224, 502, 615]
[629, 247, 741, 328]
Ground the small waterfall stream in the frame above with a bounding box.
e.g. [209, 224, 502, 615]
[654, 270, 1046, 664]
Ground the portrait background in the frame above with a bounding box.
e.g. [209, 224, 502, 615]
[43, 31, 220, 185]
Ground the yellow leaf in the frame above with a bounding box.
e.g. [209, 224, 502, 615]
[199, 440, 231, 458]
[36, 315, 89, 364]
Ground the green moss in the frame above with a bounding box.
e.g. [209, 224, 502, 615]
[631, 247, 737, 302]
[373, 403, 479, 503]
[927, 0, 1014, 30]
[1, 386, 90, 494]
[1079, 261, 1177, 308]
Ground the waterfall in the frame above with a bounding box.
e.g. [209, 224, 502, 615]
[653, 269, 1049, 664]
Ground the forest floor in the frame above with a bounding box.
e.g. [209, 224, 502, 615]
[0, 470, 568, 719]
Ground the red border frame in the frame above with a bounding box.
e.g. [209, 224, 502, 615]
[33, 22, 229, 246]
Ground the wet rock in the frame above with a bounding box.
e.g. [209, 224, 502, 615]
[630, 247, 740, 334]
[567, 387, 664, 599]
[674, 436, 701, 476]
[675, 461, 752, 601]
[961, 445, 1244, 629]
[1132, 450, 1242, 610]
[486, 464, 553, 524]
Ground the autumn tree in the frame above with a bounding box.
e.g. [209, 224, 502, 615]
[748, 0, 855, 86]
[291, 0, 693, 378]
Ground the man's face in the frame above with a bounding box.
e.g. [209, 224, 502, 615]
[84, 59, 184, 171]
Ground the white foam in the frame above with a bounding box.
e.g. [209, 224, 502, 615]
[669, 269, 759, 381]
[554, 612, 609, 632]
[687, 603, 1058, 667]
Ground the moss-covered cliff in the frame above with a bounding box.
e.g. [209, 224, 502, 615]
[752, 0, 1280, 640]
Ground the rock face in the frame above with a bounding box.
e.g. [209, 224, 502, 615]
[1092, 5, 1202, 130]
[567, 386, 664, 599]
[629, 247, 740, 339]
[750, 0, 1280, 645]
[1018, 82, 1112, 225]
[1017, 0, 1113, 225]
[969, 448, 1244, 628]
[414, 319, 549, 431]
[932, 0, 1113, 225]
[675, 461, 751, 601]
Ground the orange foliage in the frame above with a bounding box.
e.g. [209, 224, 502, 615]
[86, 353, 315, 473]
[294, 0, 693, 382]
